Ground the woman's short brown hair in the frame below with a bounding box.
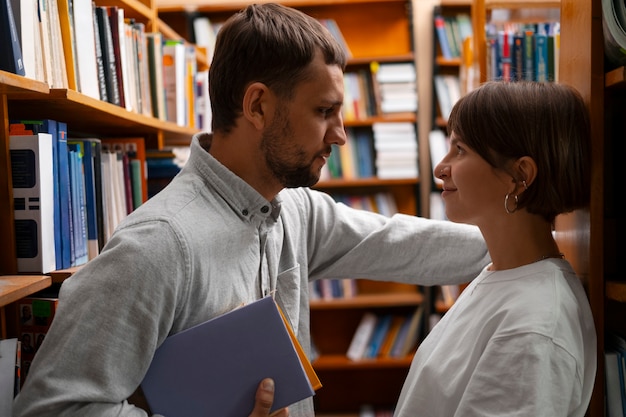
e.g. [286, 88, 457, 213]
[447, 81, 591, 222]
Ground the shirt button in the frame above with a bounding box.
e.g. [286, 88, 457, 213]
[242, 209, 249, 216]
[261, 206, 269, 213]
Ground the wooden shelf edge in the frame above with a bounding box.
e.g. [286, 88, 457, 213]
[156, 0, 409, 13]
[605, 66, 626, 88]
[484, 0, 560, 8]
[0, 276, 52, 308]
[313, 353, 413, 369]
[0, 71, 50, 96]
[315, 177, 418, 189]
[606, 281, 626, 303]
[310, 292, 423, 309]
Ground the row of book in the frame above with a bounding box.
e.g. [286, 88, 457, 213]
[485, 21, 561, 82]
[189, 13, 353, 64]
[434, 9, 473, 60]
[320, 123, 418, 181]
[2, 1, 211, 131]
[9, 119, 147, 273]
[343, 61, 417, 122]
[346, 306, 425, 361]
[605, 332, 626, 417]
[310, 279, 358, 301]
[433, 74, 461, 122]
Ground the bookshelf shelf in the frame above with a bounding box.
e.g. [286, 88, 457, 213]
[311, 292, 423, 310]
[605, 66, 626, 88]
[606, 282, 626, 303]
[313, 354, 413, 370]
[316, 177, 417, 189]
[0, 276, 51, 309]
[483, 0, 560, 7]
[0, 71, 49, 96]
[156, 0, 409, 13]
[0, 276, 51, 338]
[4, 84, 197, 148]
[96, 0, 154, 21]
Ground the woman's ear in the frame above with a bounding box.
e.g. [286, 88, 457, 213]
[242, 82, 270, 130]
[515, 156, 537, 189]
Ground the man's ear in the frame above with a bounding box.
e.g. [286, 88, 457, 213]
[242, 82, 270, 130]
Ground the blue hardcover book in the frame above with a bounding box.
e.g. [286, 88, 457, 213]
[69, 139, 99, 260]
[366, 314, 393, 358]
[68, 145, 89, 266]
[434, 14, 453, 60]
[534, 32, 549, 82]
[141, 296, 320, 417]
[57, 122, 72, 269]
[354, 128, 375, 178]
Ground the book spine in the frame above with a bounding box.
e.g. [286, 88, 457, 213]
[0, 0, 26, 75]
[92, 3, 108, 102]
[96, 6, 120, 106]
[346, 312, 377, 361]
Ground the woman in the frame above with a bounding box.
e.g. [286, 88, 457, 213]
[393, 81, 596, 417]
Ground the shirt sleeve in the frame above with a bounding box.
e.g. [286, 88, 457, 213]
[12, 220, 187, 417]
[292, 188, 490, 285]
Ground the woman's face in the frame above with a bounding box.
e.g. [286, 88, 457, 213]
[434, 132, 513, 227]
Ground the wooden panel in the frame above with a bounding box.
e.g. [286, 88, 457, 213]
[0, 95, 17, 275]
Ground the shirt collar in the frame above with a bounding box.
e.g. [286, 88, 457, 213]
[184, 133, 281, 224]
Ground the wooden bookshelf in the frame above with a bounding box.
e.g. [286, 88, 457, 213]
[0, 0, 204, 313]
[468, 0, 613, 415]
[472, 0, 561, 83]
[0, 276, 51, 338]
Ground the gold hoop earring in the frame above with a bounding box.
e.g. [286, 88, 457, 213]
[504, 193, 518, 214]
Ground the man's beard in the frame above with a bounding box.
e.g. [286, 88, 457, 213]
[260, 108, 322, 188]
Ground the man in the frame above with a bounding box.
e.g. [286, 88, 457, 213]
[13, 4, 488, 416]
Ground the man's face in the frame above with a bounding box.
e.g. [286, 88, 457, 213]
[261, 52, 346, 188]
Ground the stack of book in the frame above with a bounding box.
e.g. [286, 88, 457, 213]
[372, 122, 418, 179]
[374, 62, 417, 114]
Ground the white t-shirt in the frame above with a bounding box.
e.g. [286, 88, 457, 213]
[394, 258, 596, 417]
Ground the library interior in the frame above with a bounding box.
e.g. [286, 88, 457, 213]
[0, 0, 624, 416]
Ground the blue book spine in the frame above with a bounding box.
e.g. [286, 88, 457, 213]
[434, 15, 453, 59]
[366, 314, 392, 358]
[44, 120, 62, 270]
[70, 140, 99, 260]
[57, 122, 72, 269]
[68, 146, 88, 266]
[534, 32, 548, 82]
